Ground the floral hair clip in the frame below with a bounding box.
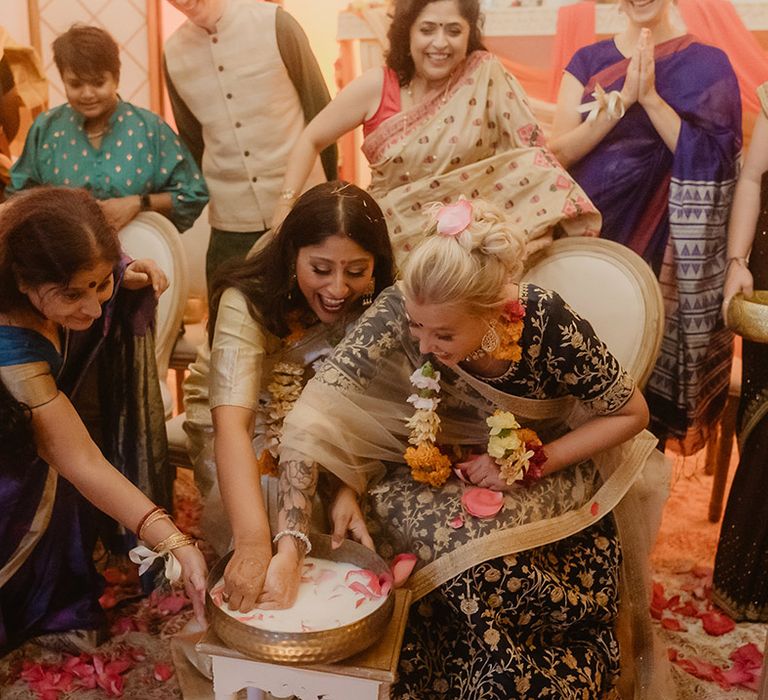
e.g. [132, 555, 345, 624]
[435, 199, 473, 237]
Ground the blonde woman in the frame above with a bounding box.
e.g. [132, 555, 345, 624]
[263, 200, 669, 698]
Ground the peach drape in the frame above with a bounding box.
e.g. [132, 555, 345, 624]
[677, 0, 768, 120]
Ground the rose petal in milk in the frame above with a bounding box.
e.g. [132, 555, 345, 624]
[214, 557, 388, 633]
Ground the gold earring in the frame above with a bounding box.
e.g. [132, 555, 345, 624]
[362, 278, 375, 307]
[480, 320, 500, 354]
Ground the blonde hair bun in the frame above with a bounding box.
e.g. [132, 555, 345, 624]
[402, 199, 527, 312]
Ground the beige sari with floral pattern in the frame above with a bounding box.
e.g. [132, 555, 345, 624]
[362, 52, 601, 263]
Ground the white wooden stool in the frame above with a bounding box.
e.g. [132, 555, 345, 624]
[196, 589, 411, 700]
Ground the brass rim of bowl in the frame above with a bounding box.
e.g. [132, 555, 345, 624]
[206, 534, 396, 664]
[727, 291, 768, 343]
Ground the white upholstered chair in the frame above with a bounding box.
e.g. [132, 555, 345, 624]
[524, 237, 670, 698]
[118, 211, 190, 418]
[522, 237, 664, 389]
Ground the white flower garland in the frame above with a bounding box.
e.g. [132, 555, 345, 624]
[406, 361, 442, 445]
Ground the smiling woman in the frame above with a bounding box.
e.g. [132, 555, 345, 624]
[0, 187, 207, 655]
[181, 181, 395, 612]
[21, 262, 115, 331]
[270, 198, 667, 698]
[549, 0, 741, 452]
[272, 0, 600, 264]
[8, 24, 208, 233]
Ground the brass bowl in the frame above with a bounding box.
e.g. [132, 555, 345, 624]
[206, 534, 395, 665]
[727, 291, 768, 343]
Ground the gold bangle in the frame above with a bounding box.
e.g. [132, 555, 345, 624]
[138, 510, 172, 540]
[136, 506, 165, 539]
[153, 532, 196, 554]
[726, 256, 749, 270]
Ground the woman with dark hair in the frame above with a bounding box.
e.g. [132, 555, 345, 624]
[0, 187, 206, 655]
[8, 24, 207, 233]
[272, 0, 600, 263]
[182, 180, 395, 611]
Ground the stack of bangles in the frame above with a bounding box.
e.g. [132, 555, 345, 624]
[128, 506, 197, 583]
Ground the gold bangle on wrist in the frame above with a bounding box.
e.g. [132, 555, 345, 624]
[153, 532, 196, 554]
[138, 509, 172, 540]
[136, 506, 165, 540]
[726, 256, 749, 271]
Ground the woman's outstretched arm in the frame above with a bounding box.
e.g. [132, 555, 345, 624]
[723, 109, 768, 313]
[271, 68, 383, 230]
[31, 391, 207, 623]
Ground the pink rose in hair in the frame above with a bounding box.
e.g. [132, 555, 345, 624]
[436, 200, 473, 237]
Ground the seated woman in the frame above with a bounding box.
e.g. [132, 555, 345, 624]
[273, 0, 600, 262]
[8, 24, 207, 515]
[549, 0, 741, 452]
[0, 187, 206, 655]
[264, 199, 669, 697]
[183, 181, 395, 611]
[8, 24, 207, 233]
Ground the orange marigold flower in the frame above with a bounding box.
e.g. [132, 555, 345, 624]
[405, 443, 452, 487]
[255, 450, 279, 477]
[518, 428, 541, 447]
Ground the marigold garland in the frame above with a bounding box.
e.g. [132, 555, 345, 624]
[486, 410, 547, 485]
[257, 361, 305, 477]
[493, 299, 526, 362]
[404, 362, 452, 487]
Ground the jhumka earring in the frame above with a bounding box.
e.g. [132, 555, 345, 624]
[480, 320, 500, 354]
[362, 278, 376, 307]
[287, 273, 297, 301]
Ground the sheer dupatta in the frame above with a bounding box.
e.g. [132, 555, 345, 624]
[281, 285, 671, 696]
[280, 286, 662, 591]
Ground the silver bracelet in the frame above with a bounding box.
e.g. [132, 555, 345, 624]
[272, 529, 312, 555]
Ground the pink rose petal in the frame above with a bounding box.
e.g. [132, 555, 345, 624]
[453, 467, 469, 483]
[660, 615, 686, 631]
[671, 601, 700, 618]
[154, 592, 189, 615]
[348, 581, 374, 599]
[461, 487, 503, 519]
[699, 609, 735, 636]
[346, 569, 383, 596]
[669, 649, 730, 689]
[153, 663, 174, 682]
[391, 553, 418, 588]
[449, 515, 465, 529]
[730, 642, 763, 670]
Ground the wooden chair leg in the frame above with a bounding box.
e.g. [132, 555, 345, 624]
[703, 421, 720, 476]
[174, 368, 185, 414]
[708, 394, 739, 523]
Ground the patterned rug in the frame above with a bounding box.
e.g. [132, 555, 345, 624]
[1, 450, 765, 699]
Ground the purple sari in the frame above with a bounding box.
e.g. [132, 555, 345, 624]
[0, 267, 166, 653]
[567, 35, 742, 453]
